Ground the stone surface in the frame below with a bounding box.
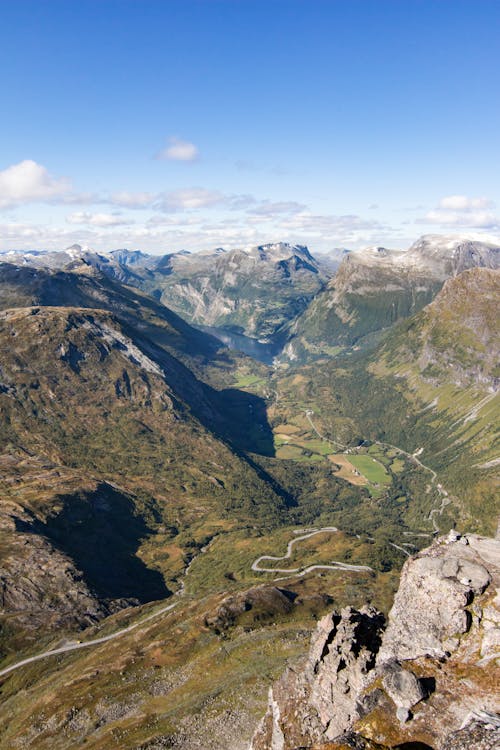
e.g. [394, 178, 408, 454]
[251, 607, 386, 750]
[378, 539, 492, 663]
[395, 706, 410, 724]
[382, 665, 426, 709]
[441, 715, 500, 749]
[309, 607, 385, 740]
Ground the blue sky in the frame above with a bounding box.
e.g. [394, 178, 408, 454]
[0, 0, 499, 253]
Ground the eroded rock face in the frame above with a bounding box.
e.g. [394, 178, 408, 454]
[378, 535, 491, 662]
[250, 533, 500, 750]
[440, 713, 500, 749]
[251, 607, 386, 749]
[309, 608, 385, 739]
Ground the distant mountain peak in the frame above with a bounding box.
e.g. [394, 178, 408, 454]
[65, 243, 95, 257]
[108, 249, 152, 266]
[405, 234, 500, 277]
[347, 245, 406, 266]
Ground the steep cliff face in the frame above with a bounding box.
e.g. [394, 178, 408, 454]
[283, 236, 500, 361]
[1, 243, 330, 346]
[0, 491, 110, 634]
[151, 243, 329, 343]
[251, 531, 500, 749]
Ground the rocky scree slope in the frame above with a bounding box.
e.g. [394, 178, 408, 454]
[282, 235, 500, 361]
[0, 462, 112, 636]
[251, 530, 500, 749]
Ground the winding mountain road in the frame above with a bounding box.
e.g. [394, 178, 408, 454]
[0, 600, 179, 680]
[251, 526, 373, 579]
[0, 526, 373, 681]
[0, 422, 448, 682]
[0, 532, 228, 680]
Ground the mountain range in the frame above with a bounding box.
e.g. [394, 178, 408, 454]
[0, 233, 498, 749]
[4, 234, 498, 363]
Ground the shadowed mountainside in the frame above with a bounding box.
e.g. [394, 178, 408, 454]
[16, 484, 170, 603]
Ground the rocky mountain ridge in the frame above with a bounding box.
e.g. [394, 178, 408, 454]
[346, 234, 499, 277]
[0, 242, 329, 346]
[2, 234, 498, 361]
[251, 530, 500, 749]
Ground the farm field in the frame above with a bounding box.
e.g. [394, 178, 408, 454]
[347, 454, 390, 485]
[328, 454, 368, 486]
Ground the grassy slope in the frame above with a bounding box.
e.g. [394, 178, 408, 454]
[0, 527, 399, 750]
[0, 305, 291, 651]
[0, 294, 402, 749]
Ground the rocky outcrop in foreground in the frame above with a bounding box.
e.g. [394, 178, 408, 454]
[251, 531, 500, 749]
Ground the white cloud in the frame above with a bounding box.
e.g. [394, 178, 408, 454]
[423, 210, 499, 228]
[67, 211, 132, 227]
[0, 180, 409, 255]
[147, 214, 202, 227]
[225, 193, 258, 210]
[418, 195, 499, 229]
[0, 221, 40, 240]
[157, 137, 199, 162]
[152, 191, 302, 216]
[59, 191, 100, 205]
[155, 188, 224, 211]
[276, 212, 383, 233]
[0, 160, 71, 208]
[0, 212, 408, 256]
[110, 191, 155, 208]
[248, 200, 306, 217]
[438, 195, 493, 211]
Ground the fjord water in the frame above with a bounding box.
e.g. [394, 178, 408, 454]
[197, 324, 282, 364]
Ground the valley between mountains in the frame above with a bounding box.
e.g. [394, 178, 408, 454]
[0, 234, 498, 749]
